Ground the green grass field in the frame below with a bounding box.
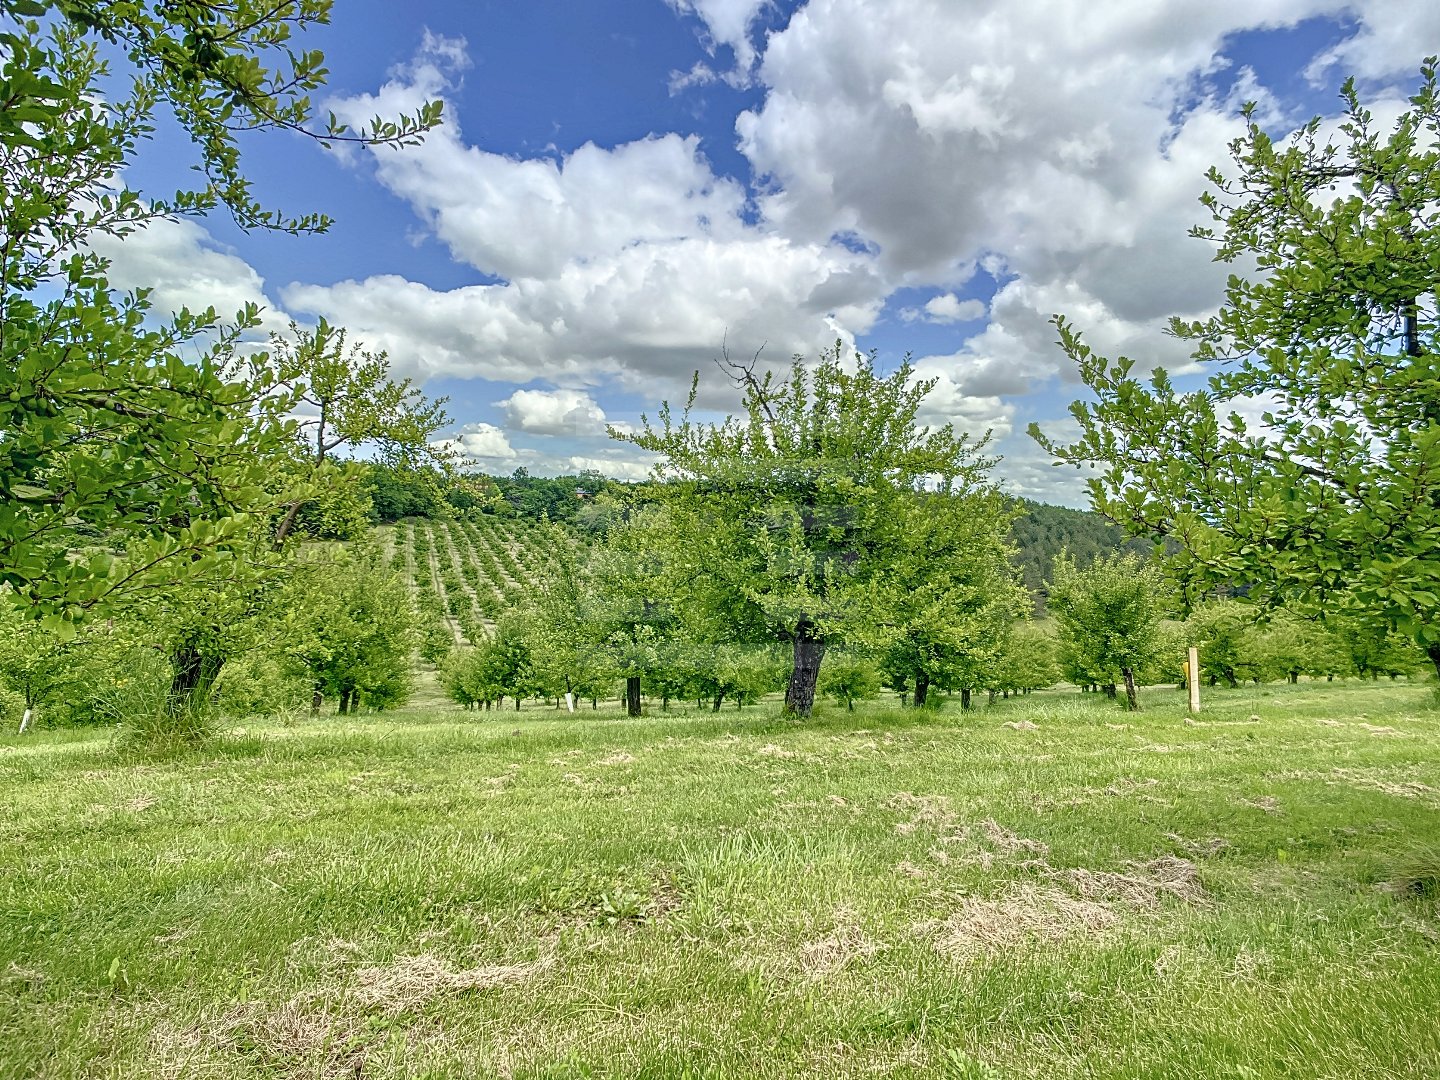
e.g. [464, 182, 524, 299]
[3, 680, 1439, 1078]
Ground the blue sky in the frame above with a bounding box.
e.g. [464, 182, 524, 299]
[100, 0, 1438, 505]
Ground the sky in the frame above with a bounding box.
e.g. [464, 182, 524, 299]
[97, 0, 1440, 505]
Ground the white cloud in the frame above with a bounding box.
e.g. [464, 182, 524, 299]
[733, 0, 1351, 396]
[100, 6, 1434, 499]
[558, 453, 657, 482]
[915, 294, 986, 324]
[88, 215, 289, 338]
[666, 0, 770, 85]
[294, 35, 882, 402]
[498, 389, 608, 436]
[282, 236, 882, 398]
[1306, 1, 1440, 83]
[327, 38, 750, 282]
[436, 422, 516, 465]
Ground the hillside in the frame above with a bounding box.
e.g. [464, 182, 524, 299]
[1008, 498, 1153, 597]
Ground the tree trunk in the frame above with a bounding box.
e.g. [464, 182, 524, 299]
[626, 676, 642, 717]
[167, 646, 223, 716]
[310, 690, 322, 718]
[960, 687, 972, 710]
[338, 687, 352, 715]
[913, 671, 930, 708]
[783, 619, 826, 718]
[1102, 683, 1117, 700]
[1427, 644, 1440, 682]
[712, 694, 724, 712]
[1121, 667, 1139, 712]
[272, 499, 306, 550]
[1288, 671, 1298, 685]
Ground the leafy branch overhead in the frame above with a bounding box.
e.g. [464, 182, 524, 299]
[1, 0, 443, 233]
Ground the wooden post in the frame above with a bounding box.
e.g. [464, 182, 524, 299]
[1187, 647, 1200, 714]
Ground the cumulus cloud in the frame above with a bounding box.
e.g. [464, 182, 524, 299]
[436, 421, 516, 464]
[99, 4, 1432, 501]
[904, 293, 987, 324]
[285, 34, 883, 401]
[89, 215, 289, 338]
[557, 453, 657, 482]
[499, 389, 608, 436]
[717, 0, 1425, 499]
[326, 36, 750, 281]
[1306, 0, 1440, 84]
[281, 235, 880, 395]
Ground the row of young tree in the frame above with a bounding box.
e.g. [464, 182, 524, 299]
[0, 544, 423, 732]
[428, 541, 1427, 718]
[3, 530, 1419, 730]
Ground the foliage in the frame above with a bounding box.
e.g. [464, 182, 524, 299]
[213, 652, 310, 719]
[583, 508, 679, 715]
[0, 599, 68, 709]
[1047, 552, 1168, 709]
[274, 547, 417, 715]
[682, 643, 787, 710]
[1034, 61, 1440, 675]
[269, 321, 452, 547]
[0, 2, 438, 629]
[1332, 614, 1427, 680]
[989, 621, 1061, 694]
[873, 488, 1027, 707]
[1136, 619, 1189, 687]
[1008, 499, 1150, 603]
[1249, 613, 1351, 684]
[620, 343, 992, 716]
[819, 652, 882, 711]
[1186, 600, 1262, 688]
[492, 468, 625, 523]
[443, 617, 537, 710]
[519, 524, 616, 706]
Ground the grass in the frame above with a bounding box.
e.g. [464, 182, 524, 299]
[2, 679, 1438, 1078]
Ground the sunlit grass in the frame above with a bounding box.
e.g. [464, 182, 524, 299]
[2, 679, 1437, 1078]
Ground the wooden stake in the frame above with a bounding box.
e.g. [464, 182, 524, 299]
[1187, 647, 1200, 714]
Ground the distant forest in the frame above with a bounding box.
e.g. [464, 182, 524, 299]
[363, 465, 1149, 603]
[1008, 499, 1153, 600]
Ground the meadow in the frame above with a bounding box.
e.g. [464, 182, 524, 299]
[3, 679, 1438, 1079]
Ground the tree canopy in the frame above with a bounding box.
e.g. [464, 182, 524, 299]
[1033, 60, 1440, 676]
[1047, 552, 1167, 710]
[0, 1, 439, 631]
[620, 344, 994, 716]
